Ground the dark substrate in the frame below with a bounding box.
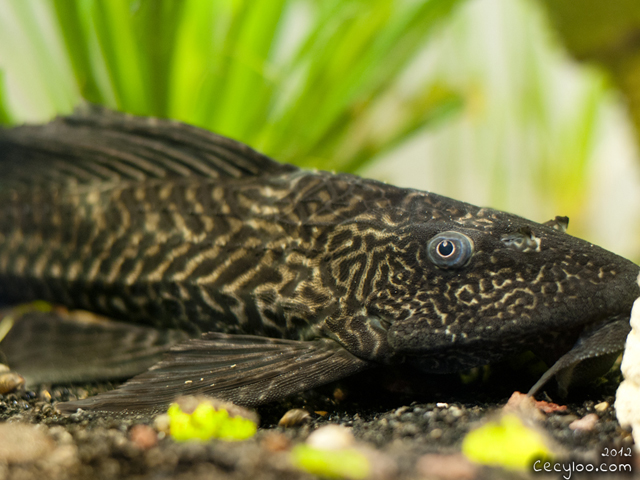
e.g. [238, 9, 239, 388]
[0, 365, 636, 480]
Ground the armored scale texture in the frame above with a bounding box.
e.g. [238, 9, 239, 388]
[0, 108, 638, 413]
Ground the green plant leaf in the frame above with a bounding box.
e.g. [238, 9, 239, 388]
[0, 70, 10, 124]
[257, 0, 465, 169]
[0, 0, 466, 173]
[52, 0, 105, 105]
[132, 0, 188, 116]
[91, 0, 150, 113]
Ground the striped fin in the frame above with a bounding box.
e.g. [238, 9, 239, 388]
[0, 309, 190, 385]
[57, 333, 371, 414]
[0, 106, 297, 186]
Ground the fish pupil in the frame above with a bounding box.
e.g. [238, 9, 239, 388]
[437, 240, 455, 257]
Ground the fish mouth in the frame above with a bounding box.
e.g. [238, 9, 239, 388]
[387, 260, 640, 360]
[392, 309, 634, 376]
[574, 263, 640, 328]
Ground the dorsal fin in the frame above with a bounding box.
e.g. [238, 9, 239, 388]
[0, 106, 297, 186]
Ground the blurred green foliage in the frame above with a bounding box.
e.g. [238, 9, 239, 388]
[363, 0, 611, 235]
[542, 0, 640, 143]
[0, 71, 9, 124]
[0, 0, 465, 172]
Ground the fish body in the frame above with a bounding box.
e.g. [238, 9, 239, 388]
[0, 108, 638, 412]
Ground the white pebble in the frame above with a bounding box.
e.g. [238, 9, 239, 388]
[621, 329, 640, 382]
[306, 425, 354, 450]
[630, 297, 640, 331]
[615, 381, 640, 431]
[615, 284, 640, 451]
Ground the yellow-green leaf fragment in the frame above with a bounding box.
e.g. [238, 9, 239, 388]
[462, 414, 553, 471]
[291, 444, 370, 480]
[167, 402, 257, 442]
[14, 301, 53, 315]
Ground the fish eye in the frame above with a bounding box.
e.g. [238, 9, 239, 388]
[427, 231, 474, 268]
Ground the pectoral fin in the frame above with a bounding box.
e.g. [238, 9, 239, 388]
[57, 333, 371, 414]
[0, 308, 190, 385]
[528, 315, 630, 397]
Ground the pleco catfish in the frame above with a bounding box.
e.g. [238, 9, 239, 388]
[0, 108, 638, 414]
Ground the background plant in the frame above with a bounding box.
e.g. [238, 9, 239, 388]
[0, 0, 464, 171]
[0, 0, 638, 259]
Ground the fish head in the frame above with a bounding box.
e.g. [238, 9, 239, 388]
[378, 204, 640, 372]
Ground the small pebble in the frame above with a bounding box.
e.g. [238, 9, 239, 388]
[45, 445, 79, 469]
[504, 391, 566, 416]
[154, 414, 171, 435]
[569, 413, 599, 431]
[130, 424, 158, 449]
[48, 426, 73, 445]
[394, 406, 410, 416]
[448, 406, 463, 418]
[278, 408, 311, 428]
[0, 423, 54, 463]
[554, 414, 579, 425]
[333, 387, 347, 402]
[416, 453, 478, 480]
[76, 388, 89, 400]
[0, 371, 24, 394]
[307, 425, 354, 450]
[262, 432, 290, 452]
[366, 447, 397, 480]
[504, 391, 542, 420]
[594, 401, 609, 413]
[39, 389, 52, 402]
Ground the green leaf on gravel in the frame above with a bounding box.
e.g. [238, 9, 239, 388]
[291, 444, 370, 480]
[461, 413, 553, 471]
[168, 402, 257, 442]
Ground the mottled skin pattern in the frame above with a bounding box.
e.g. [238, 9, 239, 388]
[0, 109, 638, 410]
